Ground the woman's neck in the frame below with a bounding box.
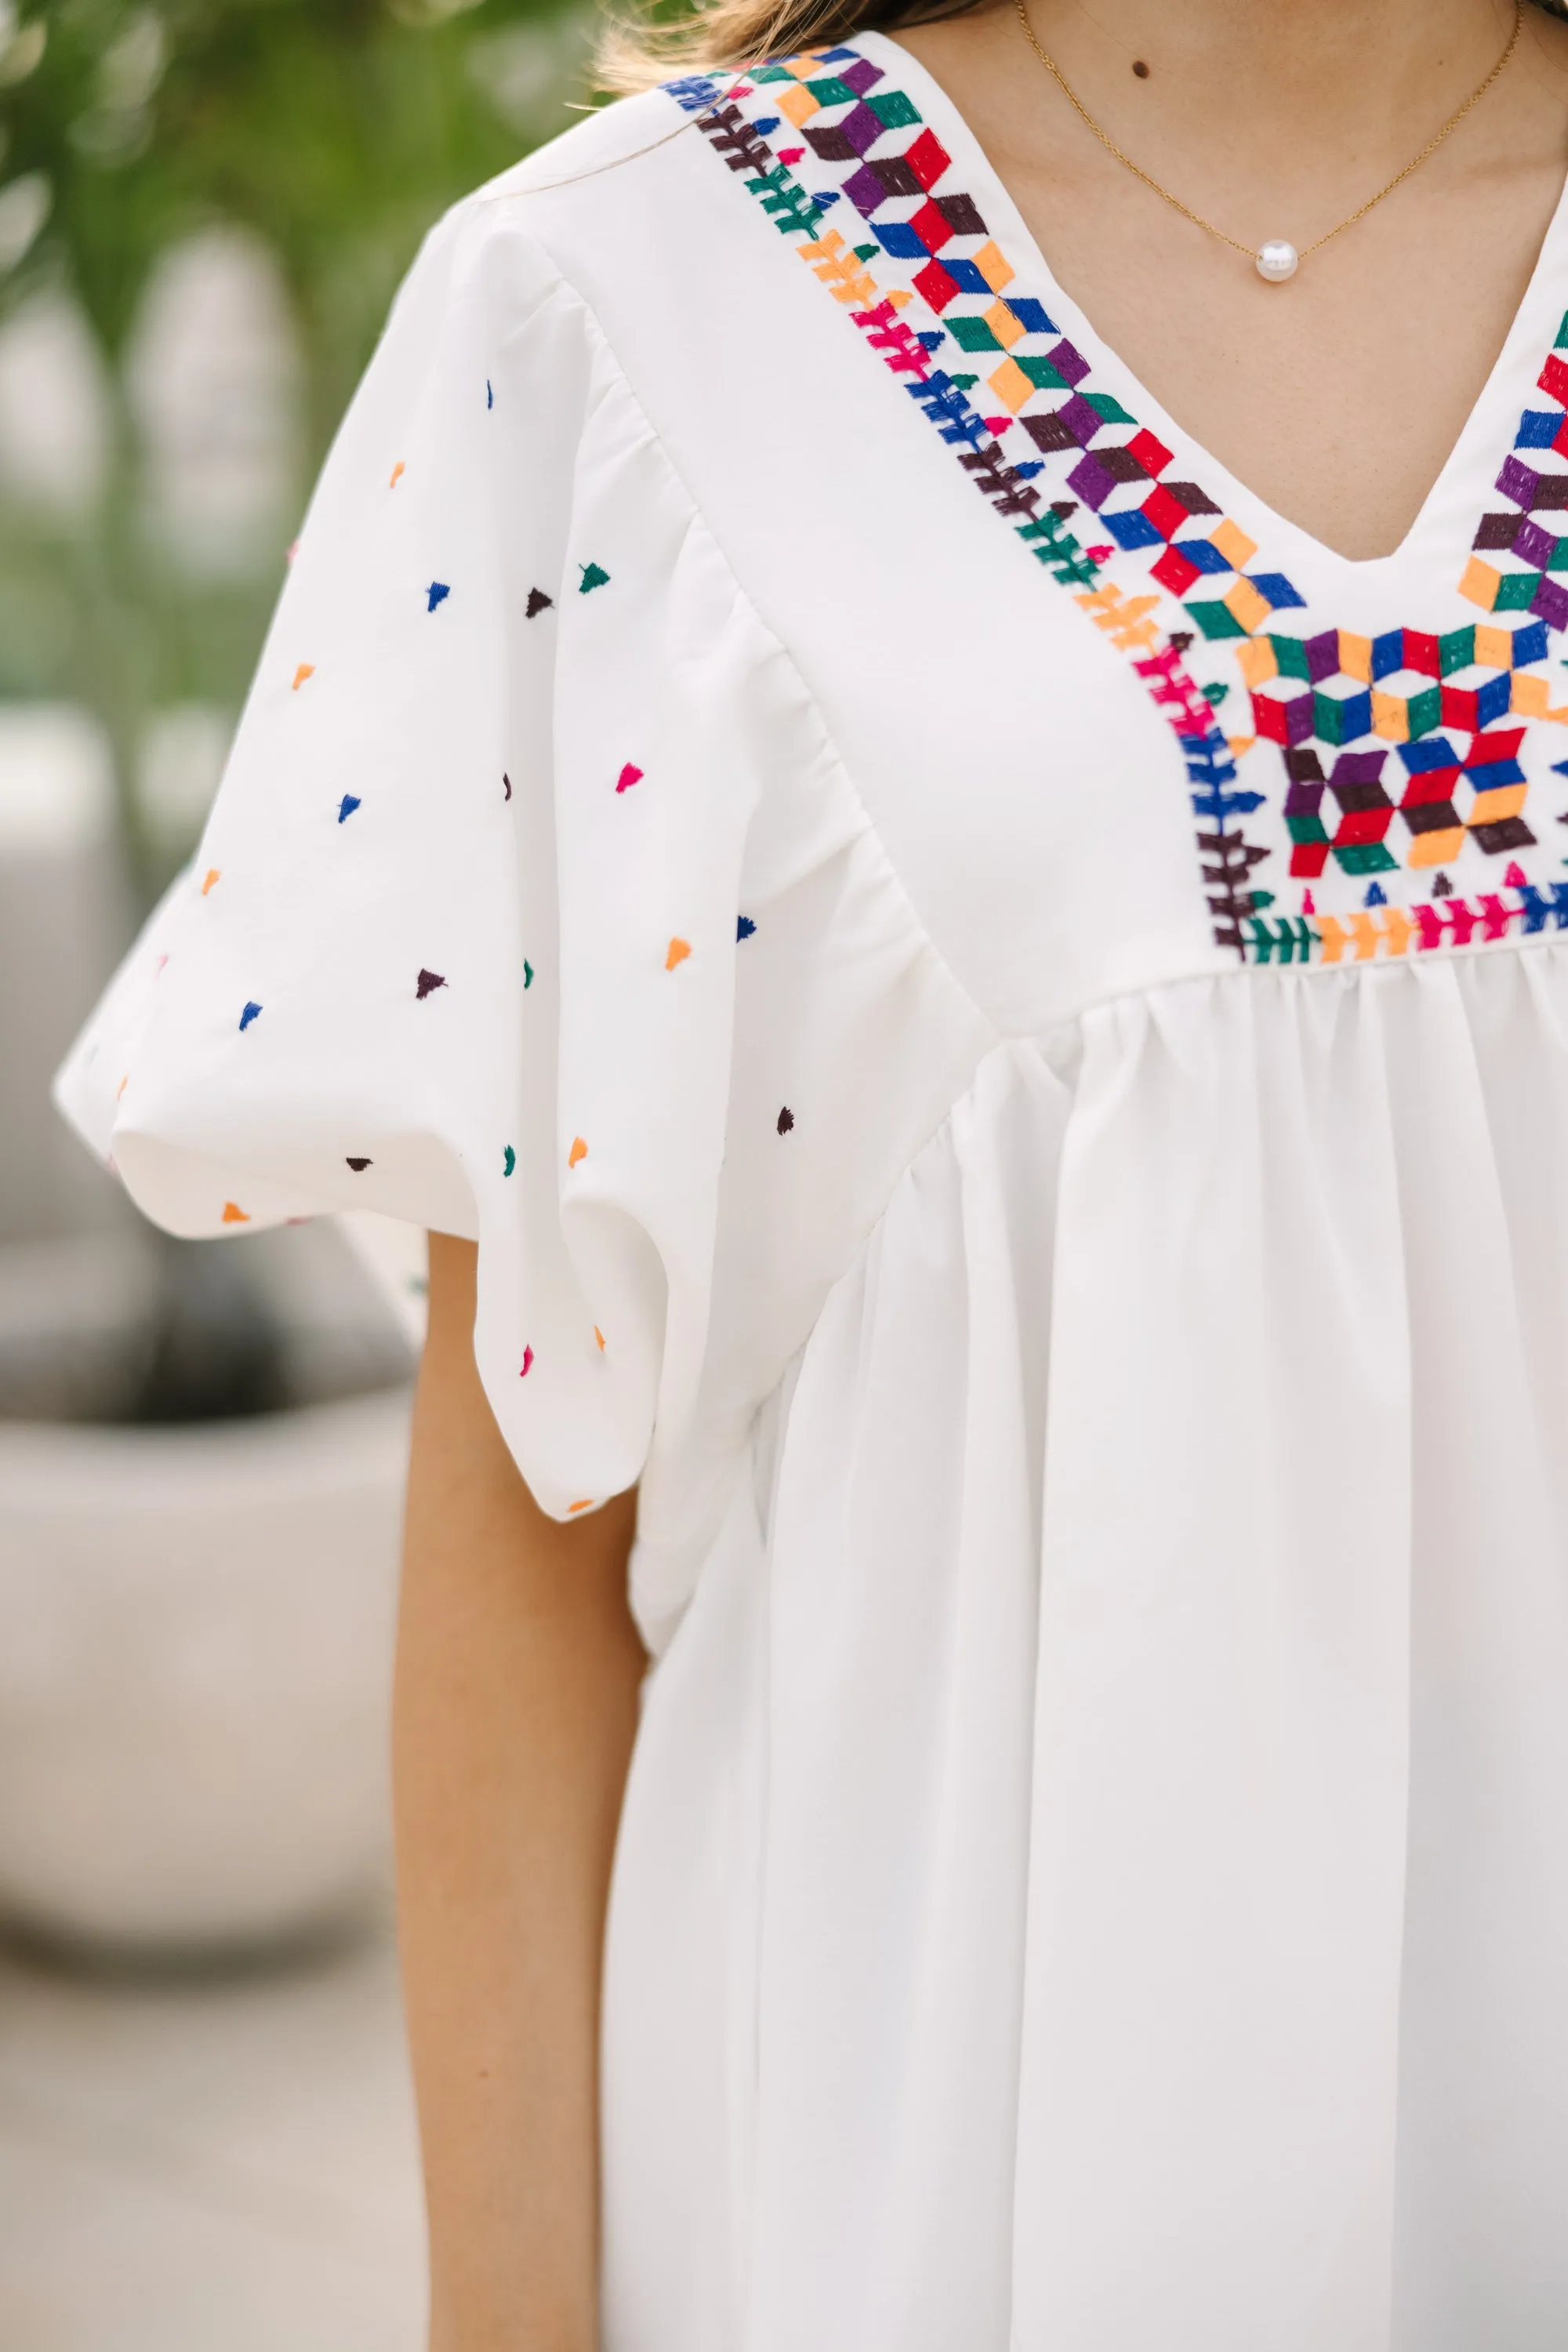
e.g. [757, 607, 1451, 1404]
[891, 0, 1568, 557]
[997, 0, 1523, 235]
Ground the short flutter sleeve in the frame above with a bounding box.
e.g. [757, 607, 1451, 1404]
[55, 191, 770, 1523]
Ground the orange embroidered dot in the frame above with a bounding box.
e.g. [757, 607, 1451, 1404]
[201, 868, 220, 895]
[594, 1326, 606, 1352]
[389, 460, 405, 488]
[568, 1136, 588, 1168]
[115, 1073, 129, 1100]
[665, 936, 691, 970]
[567, 1499, 595, 1514]
[221, 1201, 251, 1223]
[292, 663, 315, 691]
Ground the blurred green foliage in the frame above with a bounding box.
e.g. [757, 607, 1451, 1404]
[0, 0, 597, 889]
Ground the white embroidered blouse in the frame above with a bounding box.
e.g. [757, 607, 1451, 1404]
[58, 37, 1568, 2350]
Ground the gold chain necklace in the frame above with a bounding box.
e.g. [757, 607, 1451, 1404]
[1013, 0, 1523, 281]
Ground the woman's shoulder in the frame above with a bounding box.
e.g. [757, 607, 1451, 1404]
[448, 80, 710, 244]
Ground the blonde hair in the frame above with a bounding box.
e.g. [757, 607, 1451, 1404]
[593, 0, 982, 96]
[597, 0, 1566, 96]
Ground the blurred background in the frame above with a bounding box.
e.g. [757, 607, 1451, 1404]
[0, 2, 597, 2340]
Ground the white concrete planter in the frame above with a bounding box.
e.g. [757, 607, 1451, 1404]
[0, 1225, 417, 1959]
[0, 1386, 412, 1956]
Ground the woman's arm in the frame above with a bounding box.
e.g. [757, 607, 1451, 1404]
[394, 1232, 644, 2352]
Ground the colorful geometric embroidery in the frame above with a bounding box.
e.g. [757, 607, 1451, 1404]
[670, 49, 1568, 968]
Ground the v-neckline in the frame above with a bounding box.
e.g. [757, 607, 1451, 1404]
[863, 27, 1568, 593]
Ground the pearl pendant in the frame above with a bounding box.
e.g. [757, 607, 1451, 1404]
[1255, 238, 1299, 283]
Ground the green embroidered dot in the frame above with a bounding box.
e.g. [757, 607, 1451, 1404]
[503, 1145, 516, 1177]
[579, 561, 610, 593]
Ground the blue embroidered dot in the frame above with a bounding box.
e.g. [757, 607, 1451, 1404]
[426, 582, 450, 612]
[239, 1000, 262, 1032]
[338, 794, 361, 823]
[1364, 882, 1388, 907]
[736, 915, 757, 941]
[486, 379, 493, 408]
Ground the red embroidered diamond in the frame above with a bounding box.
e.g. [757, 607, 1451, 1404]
[909, 197, 954, 253]
[904, 128, 951, 189]
[913, 257, 960, 311]
[1126, 427, 1173, 477]
[1152, 544, 1201, 597]
[1334, 808, 1395, 847]
[1142, 483, 1190, 540]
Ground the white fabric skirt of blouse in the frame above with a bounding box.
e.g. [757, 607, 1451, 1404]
[604, 946, 1568, 2352]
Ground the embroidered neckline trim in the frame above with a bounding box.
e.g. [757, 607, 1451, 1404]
[668, 46, 1568, 969]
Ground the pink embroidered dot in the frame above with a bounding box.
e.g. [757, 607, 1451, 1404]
[615, 763, 643, 793]
[521, 1344, 535, 1377]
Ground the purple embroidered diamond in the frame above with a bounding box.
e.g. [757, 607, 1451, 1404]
[1304, 629, 1340, 682]
[1066, 452, 1116, 510]
[1056, 391, 1102, 445]
[842, 162, 888, 215]
[1497, 452, 1541, 509]
[1284, 694, 1316, 746]
[1514, 516, 1556, 571]
[1530, 573, 1568, 632]
[836, 100, 884, 154]
[1284, 779, 1325, 816]
[1047, 337, 1090, 387]
[1330, 750, 1388, 789]
[840, 54, 884, 93]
